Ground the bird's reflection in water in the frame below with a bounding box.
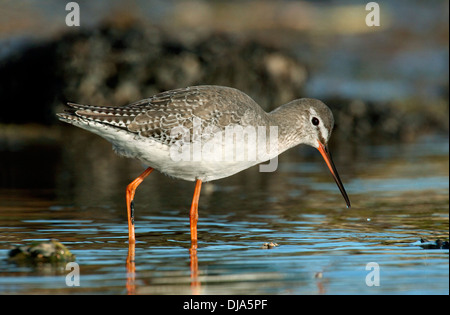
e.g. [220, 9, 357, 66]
[126, 242, 136, 295]
[125, 242, 200, 295]
[189, 243, 200, 294]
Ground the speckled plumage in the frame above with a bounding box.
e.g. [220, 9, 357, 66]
[57, 85, 335, 182]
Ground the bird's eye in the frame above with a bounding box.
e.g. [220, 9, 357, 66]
[311, 117, 320, 126]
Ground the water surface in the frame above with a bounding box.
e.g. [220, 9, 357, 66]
[0, 131, 448, 294]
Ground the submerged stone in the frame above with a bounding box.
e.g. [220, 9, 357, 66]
[8, 239, 76, 263]
[417, 238, 449, 250]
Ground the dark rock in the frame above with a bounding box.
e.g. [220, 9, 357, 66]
[0, 20, 447, 142]
[418, 238, 449, 250]
[8, 239, 76, 264]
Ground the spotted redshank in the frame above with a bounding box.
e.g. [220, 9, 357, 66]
[58, 85, 350, 246]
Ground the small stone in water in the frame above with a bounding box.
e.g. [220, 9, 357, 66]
[261, 242, 279, 249]
[8, 239, 76, 263]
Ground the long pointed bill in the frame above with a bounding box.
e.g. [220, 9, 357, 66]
[317, 141, 351, 208]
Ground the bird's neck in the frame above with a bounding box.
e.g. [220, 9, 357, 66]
[267, 103, 306, 153]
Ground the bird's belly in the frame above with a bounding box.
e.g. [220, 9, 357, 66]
[76, 122, 274, 182]
[134, 138, 264, 182]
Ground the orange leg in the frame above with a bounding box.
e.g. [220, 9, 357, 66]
[190, 179, 202, 248]
[126, 167, 154, 244]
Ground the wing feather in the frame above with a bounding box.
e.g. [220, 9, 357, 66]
[60, 85, 269, 144]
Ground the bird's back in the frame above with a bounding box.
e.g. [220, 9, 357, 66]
[58, 85, 270, 145]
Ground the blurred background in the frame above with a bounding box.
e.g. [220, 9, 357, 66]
[0, 0, 448, 294]
[0, 0, 448, 196]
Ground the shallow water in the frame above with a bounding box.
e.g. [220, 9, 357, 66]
[0, 130, 448, 295]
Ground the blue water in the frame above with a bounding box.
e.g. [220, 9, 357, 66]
[0, 134, 448, 294]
